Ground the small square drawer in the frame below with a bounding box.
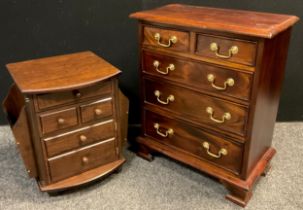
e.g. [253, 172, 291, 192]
[48, 139, 117, 182]
[39, 107, 78, 134]
[36, 81, 112, 110]
[44, 120, 115, 157]
[143, 26, 189, 52]
[196, 34, 257, 66]
[144, 110, 243, 174]
[80, 98, 113, 123]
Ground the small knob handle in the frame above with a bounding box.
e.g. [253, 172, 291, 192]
[94, 109, 102, 115]
[74, 90, 82, 98]
[79, 135, 87, 143]
[76, 92, 81, 98]
[57, 118, 65, 125]
[82, 156, 89, 164]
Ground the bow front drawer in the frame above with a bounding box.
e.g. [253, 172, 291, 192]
[196, 34, 257, 66]
[144, 79, 248, 137]
[144, 110, 243, 174]
[48, 139, 117, 182]
[143, 51, 253, 101]
[44, 120, 115, 157]
[39, 107, 78, 134]
[143, 26, 189, 52]
[36, 81, 112, 110]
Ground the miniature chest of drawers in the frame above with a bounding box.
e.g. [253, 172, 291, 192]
[3, 51, 128, 192]
[130, 4, 299, 206]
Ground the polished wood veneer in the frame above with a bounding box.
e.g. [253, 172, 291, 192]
[144, 78, 248, 137]
[144, 110, 243, 174]
[143, 26, 190, 52]
[130, 4, 298, 38]
[3, 51, 128, 192]
[196, 34, 257, 66]
[130, 4, 298, 207]
[142, 50, 253, 101]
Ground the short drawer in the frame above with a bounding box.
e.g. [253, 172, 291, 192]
[143, 51, 252, 101]
[143, 26, 189, 52]
[144, 110, 243, 174]
[144, 79, 248, 137]
[48, 139, 117, 182]
[36, 81, 112, 110]
[196, 34, 257, 66]
[44, 120, 115, 157]
[39, 107, 78, 134]
[80, 98, 113, 123]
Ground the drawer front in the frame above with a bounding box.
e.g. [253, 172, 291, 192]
[196, 34, 257, 66]
[48, 139, 117, 182]
[80, 98, 113, 123]
[44, 120, 115, 157]
[144, 110, 243, 174]
[143, 51, 252, 101]
[39, 107, 78, 134]
[36, 81, 112, 110]
[144, 79, 248, 136]
[143, 26, 189, 52]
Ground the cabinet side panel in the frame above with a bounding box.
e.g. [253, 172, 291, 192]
[25, 96, 51, 184]
[243, 28, 292, 177]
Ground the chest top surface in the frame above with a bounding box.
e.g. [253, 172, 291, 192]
[130, 4, 299, 38]
[6, 51, 121, 94]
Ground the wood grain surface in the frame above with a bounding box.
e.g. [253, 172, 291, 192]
[35, 81, 112, 111]
[196, 34, 257, 66]
[144, 110, 243, 174]
[144, 79, 248, 137]
[80, 98, 113, 123]
[6, 51, 121, 93]
[48, 139, 117, 182]
[143, 26, 189, 51]
[44, 120, 115, 157]
[130, 4, 299, 38]
[142, 50, 253, 101]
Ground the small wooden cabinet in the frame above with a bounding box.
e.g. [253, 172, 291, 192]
[3, 51, 128, 192]
[130, 4, 299, 206]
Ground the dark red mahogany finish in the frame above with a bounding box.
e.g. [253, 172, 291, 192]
[3, 51, 129, 192]
[130, 4, 299, 207]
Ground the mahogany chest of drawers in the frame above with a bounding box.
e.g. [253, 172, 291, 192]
[3, 51, 128, 192]
[130, 4, 299, 206]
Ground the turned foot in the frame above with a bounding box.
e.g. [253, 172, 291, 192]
[137, 144, 154, 161]
[221, 181, 252, 207]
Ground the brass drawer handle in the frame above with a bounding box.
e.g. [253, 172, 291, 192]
[206, 107, 231, 124]
[79, 135, 87, 143]
[207, 74, 234, 90]
[57, 118, 65, 125]
[154, 123, 174, 137]
[94, 108, 102, 116]
[153, 60, 175, 75]
[202, 141, 228, 158]
[82, 156, 89, 164]
[154, 33, 177, 48]
[154, 90, 175, 105]
[210, 42, 238, 59]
